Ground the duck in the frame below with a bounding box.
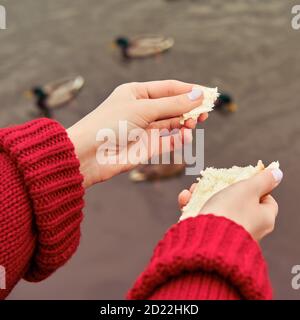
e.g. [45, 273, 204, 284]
[214, 93, 238, 113]
[129, 93, 237, 182]
[25, 76, 85, 117]
[114, 35, 174, 59]
[129, 163, 185, 182]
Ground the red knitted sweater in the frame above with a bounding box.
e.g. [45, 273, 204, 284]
[0, 119, 272, 300]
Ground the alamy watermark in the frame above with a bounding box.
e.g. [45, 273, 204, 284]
[0, 265, 5, 290]
[292, 265, 300, 290]
[292, 5, 300, 30]
[95, 121, 204, 175]
[0, 5, 6, 29]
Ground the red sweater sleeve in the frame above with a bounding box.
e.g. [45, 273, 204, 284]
[127, 215, 273, 300]
[0, 118, 84, 299]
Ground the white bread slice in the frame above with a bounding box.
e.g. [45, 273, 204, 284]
[181, 160, 280, 220]
[180, 86, 219, 124]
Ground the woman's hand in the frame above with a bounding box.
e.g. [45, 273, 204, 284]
[178, 168, 283, 241]
[67, 80, 207, 188]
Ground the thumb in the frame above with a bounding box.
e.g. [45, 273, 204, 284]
[247, 167, 283, 197]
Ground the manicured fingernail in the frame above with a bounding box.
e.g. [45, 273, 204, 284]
[271, 168, 283, 183]
[187, 87, 203, 101]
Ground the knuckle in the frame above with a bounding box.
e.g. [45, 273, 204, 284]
[119, 83, 128, 89]
[264, 214, 276, 231]
[272, 202, 279, 217]
[117, 82, 136, 91]
[114, 83, 127, 92]
[166, 80, 179, 95]
[266, 224, 275, 235]
[167, 79, 178, 87]
[128, 81, 139, 87]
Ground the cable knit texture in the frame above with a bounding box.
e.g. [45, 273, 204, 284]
[127, 214, 272, 300]
[0, 118, 84, 299]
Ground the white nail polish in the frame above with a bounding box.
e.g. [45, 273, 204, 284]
[187, 87, 203, 101]
[271, 168, 283, 183]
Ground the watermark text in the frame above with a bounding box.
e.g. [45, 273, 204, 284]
[291, 265, 300, 290]
[292, 5, 300, 30]
[0, 5, 6, 30]
[95, 121, 204, 175]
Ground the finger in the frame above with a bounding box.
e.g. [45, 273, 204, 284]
[142, 86, 204, 121]
[178, 189, 192, 209]
[198, 113, 208, 122]
[261, 195, 279, 217]
[247, 167, 283, 197]
[142, 128, 179, 159]
[148, 117, 182, 131]
[129, 126, 192, 164]
[190, 183, 197, 193]
[149, 117, 197, 131]
[133, 80, 194, 99]
[181, 127, 193, 144]
[155, 128, 192, 157]
[184, 118, 197, 129]
[182, 113, 208, 128]
[259, 195, 279, 237]
[125, 127, 189, 168]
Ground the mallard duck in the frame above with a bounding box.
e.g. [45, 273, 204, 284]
[129, 163, 185, 182]
[114, 35, 174, 59]
[214, 93, 238, 113]
[129, 93, 237, 182]
[26, 76, 85, 117]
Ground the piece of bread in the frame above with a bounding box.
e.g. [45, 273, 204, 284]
[180, 86, 219, 124]
[181, 160, 280, 220]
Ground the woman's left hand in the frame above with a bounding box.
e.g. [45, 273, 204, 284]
[178, 167, 282, 241]
[67, 80, 208, 188]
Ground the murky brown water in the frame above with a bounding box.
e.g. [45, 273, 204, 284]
[1, 0, 300, 299]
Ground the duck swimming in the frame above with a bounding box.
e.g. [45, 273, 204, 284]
[214, 93, 238, 113]
[114, 35, 174, 59]
[26, 76, 85, 118]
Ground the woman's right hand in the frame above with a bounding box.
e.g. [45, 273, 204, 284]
[178, 167, 283, 241]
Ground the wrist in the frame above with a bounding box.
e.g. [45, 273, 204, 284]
[67, 124, 97, 189]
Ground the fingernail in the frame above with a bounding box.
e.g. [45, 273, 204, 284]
[271, 168, 283, 183]
[187, 86, 203, 101]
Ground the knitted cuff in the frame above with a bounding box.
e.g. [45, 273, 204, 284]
[0, 118, 84, 281]
[127, 214, 272, 300]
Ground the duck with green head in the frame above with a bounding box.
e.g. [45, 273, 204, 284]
[214, 93, 238, 113]
[31, 86, 51, 118]
[115, 37, 131, 58]
[26, 76, 85, 118]
[114, 35, 174, 59]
